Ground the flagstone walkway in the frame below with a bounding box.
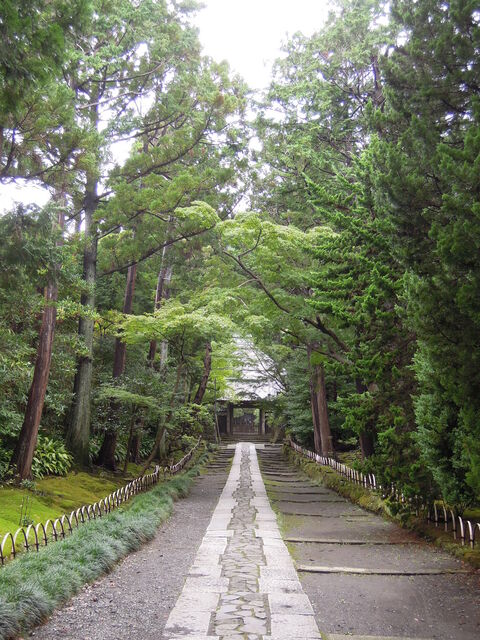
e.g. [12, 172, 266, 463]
[30, 441, 479, 640]
[164, 442, 320, 639]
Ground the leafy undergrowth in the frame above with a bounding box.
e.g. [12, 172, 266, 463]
[336, 449, 362, 468]
[285, 447, 480, 569]
[0, 449, 209, 640]
[0, 462, 149, 538]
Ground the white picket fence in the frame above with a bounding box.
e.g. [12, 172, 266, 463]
[0, 438, 202, 566]
[288, 439, 480, 549]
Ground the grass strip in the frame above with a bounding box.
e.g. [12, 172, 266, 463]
[285, 447, 480, 569]
[0, 449, 210, 640]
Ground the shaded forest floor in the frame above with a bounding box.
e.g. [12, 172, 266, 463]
[0, 463, 147, 537]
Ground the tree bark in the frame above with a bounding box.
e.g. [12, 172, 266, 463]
[307, 345, 322, 454]
[113, 263, 137, 375]
[148, 247, 172, 366]
[66, 173, 98, 465]
[10, 283, 58, 479]
[10, 194, 65, 480]
[142, 362, 182, 474]
[314, 363, 334, 456]
[309, 373, 322, 454]
[146, 250, 172, 459]
[193, 342, 212, 404]
[129, 430, 142, 463]
[123, 414, 136, 473]
[355, 378, 375, 458]
[96, 263, 138, 470]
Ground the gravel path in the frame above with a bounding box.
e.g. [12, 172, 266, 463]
[28, 445, 480, 640]
[30, 451, 233, 640]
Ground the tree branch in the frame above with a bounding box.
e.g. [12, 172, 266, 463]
[100, 224, 216, 276]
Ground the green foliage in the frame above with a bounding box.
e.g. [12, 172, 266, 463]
[245, 0, 480, 504]
[1, 0, 479, 515]
[366, 0, 480, 504]
[0, 458, 207, 640]
[0, 0, 90, 115]
[170, 403, 215, 444]
[31, 437, 73, 479]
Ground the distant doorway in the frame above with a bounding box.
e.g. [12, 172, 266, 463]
[232, 408, 258, 434]
[217, 400, 269, 436]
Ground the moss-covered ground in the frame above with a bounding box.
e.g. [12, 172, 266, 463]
[0, 463, 148, 538]
[0, 448, 210, 640]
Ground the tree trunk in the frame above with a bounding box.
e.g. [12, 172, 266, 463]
[309, 374, 322, 454]
[307, 345, 322, 454]
[96, 263, 138, 470]
[146, 252, 172, 462]
[355, 378, 375, 458]
[142, 362, 182, 474]
[129, 431, 142, 463]
[148, 248, 172, 366]
[66, 173, 98, 465]
[193, 342, 212, 404]
[113, 263, 137, 376]
[314, 364, 334, 456]
[10, 194, 65, 480]
[359, 431, 375, 458]
[123, 415, 136, 473]
[10, 283, 58, 479]
[128, 416, 144, 464]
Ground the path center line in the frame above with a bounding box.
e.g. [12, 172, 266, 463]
[164, 442, 321, 639]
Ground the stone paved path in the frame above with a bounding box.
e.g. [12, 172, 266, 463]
[257, 447, 480, 640]
[30, 442, 479, 640]
[165, 442, 320, 639]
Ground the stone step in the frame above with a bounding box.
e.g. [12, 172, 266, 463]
[296, 564, 471, 575]
[285, 537, 422, 545]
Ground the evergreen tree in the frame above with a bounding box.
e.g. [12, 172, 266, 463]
[370, 0, 480, 504]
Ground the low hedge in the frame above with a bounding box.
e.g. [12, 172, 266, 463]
[0, 449, 210, 640]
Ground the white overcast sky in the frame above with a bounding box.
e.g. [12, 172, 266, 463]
[195, 0, 331, 89]
[0, 0, 331, 210]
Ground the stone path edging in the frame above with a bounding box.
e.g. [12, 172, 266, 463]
[164, 442, 321, 639]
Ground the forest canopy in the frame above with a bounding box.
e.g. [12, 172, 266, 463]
[0, 0, 479, 510]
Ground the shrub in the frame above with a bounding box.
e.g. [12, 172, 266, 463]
[0, 451, 208, 640]
[31, 436, 73, 479]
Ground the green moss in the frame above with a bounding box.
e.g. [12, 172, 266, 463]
[337, 450, 362, 467]
[0, 464, 150, 537]
[464, 507, 480, 519]
[0, 446, 210, 640]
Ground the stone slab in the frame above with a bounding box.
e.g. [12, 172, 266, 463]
[204, 530, 233, 537]
[261, 566, 299, 580]
[296, 564, 470, 575]
[268, 592, 315, 615]
[173, 591, 220, 612]
[182, 576, 229, 593]
[188, 565, 223, 578]
[254, 528, 282, 538]
[258, 577, 304, 594]
[270, 613, 321, 638]
[164, 609, 212, 636]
